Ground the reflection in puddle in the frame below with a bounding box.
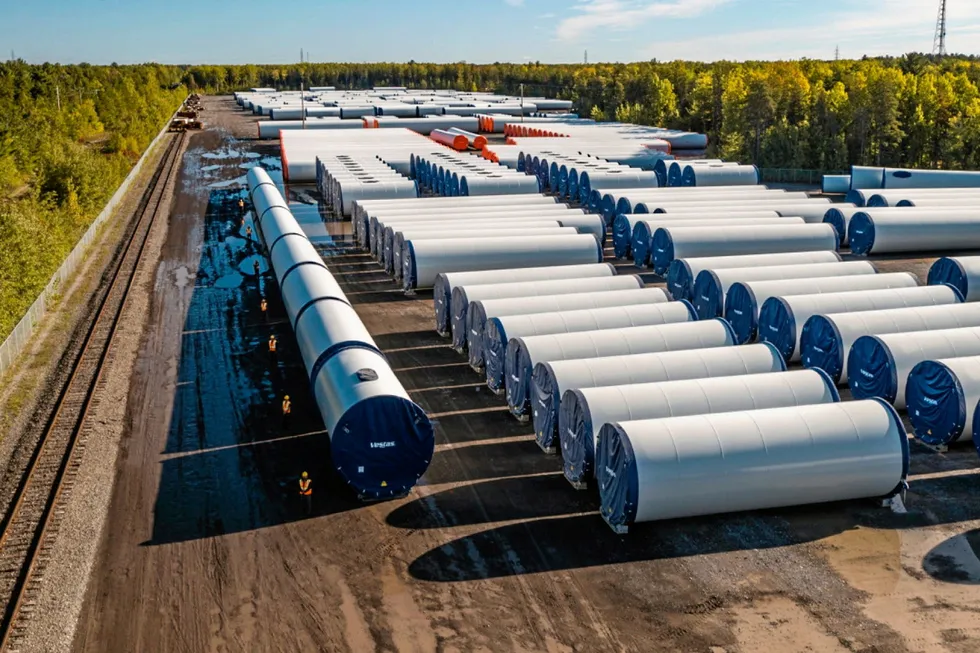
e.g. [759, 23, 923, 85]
[209, 174, 248, 189]
[202, 149, 242, 159]
[239, 254, 269, 276]
[214, 272, 244, 288]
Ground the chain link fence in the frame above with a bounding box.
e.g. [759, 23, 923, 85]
[0, 103, 184, 379]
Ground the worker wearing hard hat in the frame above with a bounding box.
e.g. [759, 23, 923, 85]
[282, 394, 292, 429]
[268, 334, 278, 369]
[260, 295, 268, 318]
[299, 471, 312, 514]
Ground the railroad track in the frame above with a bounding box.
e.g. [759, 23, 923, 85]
[0, 131, 186, 650]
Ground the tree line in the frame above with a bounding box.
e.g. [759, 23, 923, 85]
[3, 55, 980, 342]
[0, 62, 185, 341]
[180, 54, 980, 171]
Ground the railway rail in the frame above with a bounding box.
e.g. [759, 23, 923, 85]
[0, 131, 186, 650]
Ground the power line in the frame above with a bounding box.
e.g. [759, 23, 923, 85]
[934, 0, 948, 57]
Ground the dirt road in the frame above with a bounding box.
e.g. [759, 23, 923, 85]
[71, 97, 980, 653]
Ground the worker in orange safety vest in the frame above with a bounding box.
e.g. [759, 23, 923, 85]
[260, 295, 268, 318]
[282, 394, 292, 429]
[299, 471, 312, 514]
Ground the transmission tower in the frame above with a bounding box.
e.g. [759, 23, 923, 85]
[584, 50, 588, 65]
[934, 0, 948, 57]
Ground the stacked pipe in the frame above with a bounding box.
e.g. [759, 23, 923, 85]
[596, 400, 907, 532]
[906, 356, 980, 449]
[412, 150, 539, 197]
[503, 122, 707, 151]
[532, 343, 786, 460]
[602, 187, 831, 226]
[315, 154, 418, 216]
[630, 214, 807, 268]
[449, 275, 647, 354]
[800, 302, 980, 384]
[278, 128, 437, 181]
[386, 224, 582, 277]
[599, 184, 774, 222]
[690, 261, 878, 321]
[504, 319, 738, 422]
[482, 301, 697, 396]
[848, 165, 980, 191]
[647, 223, 840, 275]
[679, 163, 760, 187]
[351, 194, 561, 248]
[367, 206, 605, 275]
[431, 263, 618, 335]
[561, 369, 839, 487]
[758, 285, 963, 363]
[848, 327, 980, 408]
[402, 234, 603, 292]
[723, 273, 920, 345]
[666, 251, 843, 302]
[246, 167, 434, 500]
[848, 209, 980, 255]
[253, 86, 573, 138]
[928, 256, 980, 301]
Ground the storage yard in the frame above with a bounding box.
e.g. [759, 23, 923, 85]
[4, 90, 980, 652]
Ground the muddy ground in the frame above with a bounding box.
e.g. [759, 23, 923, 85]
[70, 97, 980, 653]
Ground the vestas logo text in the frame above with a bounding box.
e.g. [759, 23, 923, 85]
[370, 441, 397, 449]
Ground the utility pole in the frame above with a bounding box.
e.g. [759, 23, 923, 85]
[934, 0, 948, 57]
[519, 83, 524, 123]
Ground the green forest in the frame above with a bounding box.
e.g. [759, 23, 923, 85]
[4, 55, 980, 342]
[179, 55, 980, 171]
[0, 62, 185, 341]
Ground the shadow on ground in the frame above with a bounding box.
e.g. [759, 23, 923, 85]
[148, 184, 364, 546]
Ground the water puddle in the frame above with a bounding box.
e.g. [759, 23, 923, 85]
[209, 174, 248, 189]
[173, 265, 197, 289]
[203, 149, 242, 160]
[239, 255, 269, 277]
[214, 272, 244, 289]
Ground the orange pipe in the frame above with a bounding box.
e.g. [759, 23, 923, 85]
[430, 129, 468, 151]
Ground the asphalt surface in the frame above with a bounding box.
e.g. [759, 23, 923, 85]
[72, 97, 980, 653]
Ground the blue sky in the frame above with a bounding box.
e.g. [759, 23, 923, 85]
[3, 0, 980, 64]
